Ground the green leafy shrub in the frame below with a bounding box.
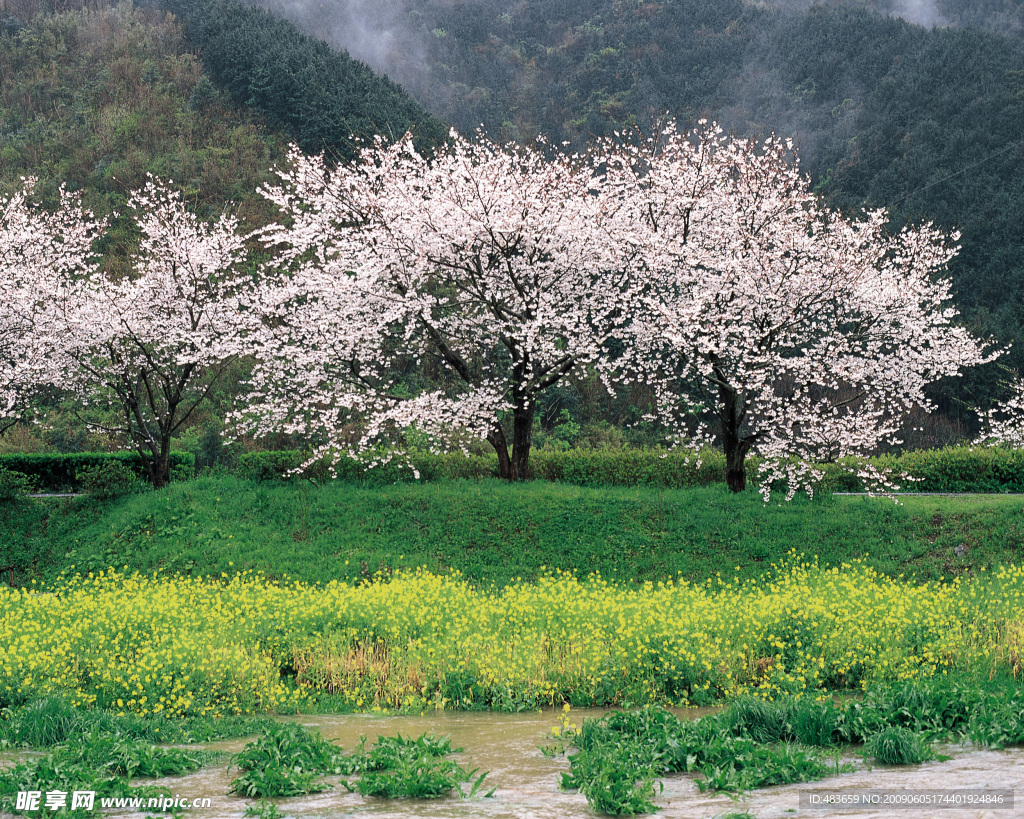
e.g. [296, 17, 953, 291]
[0, 453, 193, 492]
[80, 461, 141, 499]
[235, 450, 306, 481]
[0, 466, 33, 499]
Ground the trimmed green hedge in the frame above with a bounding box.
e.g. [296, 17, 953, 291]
[6, 445, 1022, 493]
[874, 446, 1024, 493]
[529, 448, 736, 487]
[0, 452, 195, 492]
[236, 448, 752, 487]
[235, 449, 498, 483]
[233, 445, 1024, 493]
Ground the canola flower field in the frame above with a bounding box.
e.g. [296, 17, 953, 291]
[1, 560, 1021, 717]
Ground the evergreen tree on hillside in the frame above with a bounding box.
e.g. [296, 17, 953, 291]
[160, 0, 446, 157]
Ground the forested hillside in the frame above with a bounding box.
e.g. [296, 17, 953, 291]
[0, 2, 289, 272]
[256, 0, 1024, 422]
[0, 0, 444, 231]
[157, 0, 446, 157]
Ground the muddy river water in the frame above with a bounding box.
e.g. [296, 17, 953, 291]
[89, 709, 1023, 819]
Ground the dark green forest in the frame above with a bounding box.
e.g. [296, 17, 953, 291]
[159, 0, 446, 157]
[1, 0, 1023, 449]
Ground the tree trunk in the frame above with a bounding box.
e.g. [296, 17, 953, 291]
[487, 406, 535, 481]
[138, 433, 172, 489]
[510, 406, 534, 481]
[718, 380, 753, 493]
[487, 423, 514, 480]
[155, 440, 171, 489]
[723, 430, 751, 493]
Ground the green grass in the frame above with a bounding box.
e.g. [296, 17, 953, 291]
[560, 675, 1024, 813]
[862, 726, 935, 765]
[7, 477, 1024, 587]
[228, 723, 492, 800]
[0, 695, 277, 747]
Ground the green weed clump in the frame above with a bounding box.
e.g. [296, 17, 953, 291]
[966, 686, 1024, 748]
[350, 733, 494, 799]
[786, 698, 842, 746]
[726, 696, 789, 743]
[48, 732, 216, 778]
[0, 757, 170, 816]
[229, 724, 494, 801]
[863, 726, 935, 765]
[229, 722, 350, 797]
[0, 695, 276, 746]
[0, 718, 217, 816]
[244, 802, 283, 819]
[838, 679, 984, 743]
[557, 705, 846, 814]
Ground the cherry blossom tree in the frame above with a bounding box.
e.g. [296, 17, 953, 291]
[52, 178, 249, 487]
[609, 122, 998, 497]
[239, 133, 635, 480]
[974, 379, 1024, 447]
[0, 179, 101, 431]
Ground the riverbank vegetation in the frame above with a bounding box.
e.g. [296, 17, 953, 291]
[556, 676, 1024, 813]
[0, 560, 1021, 715]
[0, 699, 492, 814]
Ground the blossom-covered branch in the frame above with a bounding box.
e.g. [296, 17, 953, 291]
[0, 179, 102, 430]
[238, 133, 637, 479]
[610, 122, 998, 498]
[52, 178, 250, 487]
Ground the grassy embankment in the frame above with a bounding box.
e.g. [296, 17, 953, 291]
[5, 477, 1024, 586]
[0, 478, 1022, 717]
[0, 477, 1022, 815]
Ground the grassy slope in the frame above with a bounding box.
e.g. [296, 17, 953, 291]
[7, 478, 1024, 587]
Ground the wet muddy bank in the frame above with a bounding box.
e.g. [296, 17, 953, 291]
[71, 709, 1022, 819]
